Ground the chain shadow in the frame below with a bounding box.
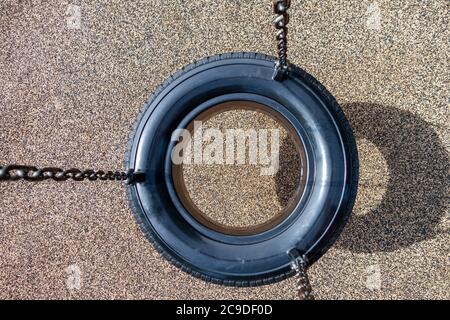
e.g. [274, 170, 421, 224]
[275, 102, 448, 253]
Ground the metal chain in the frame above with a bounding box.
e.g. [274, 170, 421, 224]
[0, 165, 144, 184]
[291, 257, 314, 300]
[288, 248, 314, 300]
[272, 0, 291, 80]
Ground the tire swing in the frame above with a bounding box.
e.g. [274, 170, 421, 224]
[0, 1, 358, 299]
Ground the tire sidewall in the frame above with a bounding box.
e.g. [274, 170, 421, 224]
[125, 52, 358, 285]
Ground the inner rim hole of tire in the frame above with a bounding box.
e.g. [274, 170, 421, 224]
[172, 101, 307, 235]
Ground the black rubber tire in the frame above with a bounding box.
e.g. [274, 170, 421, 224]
[125, 52, 358, 286]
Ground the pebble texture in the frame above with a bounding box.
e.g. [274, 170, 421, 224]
[0, 0, 448, 299]
[182, 108, 301, 228]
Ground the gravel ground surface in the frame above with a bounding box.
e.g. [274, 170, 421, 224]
[0, 0, 448, 299]
[182, 108, 301, 229]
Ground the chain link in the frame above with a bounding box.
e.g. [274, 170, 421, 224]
[0, 165, 143, 184]
[291, 257, 315, 300]
[288, 248, 315, 300]
[272, 0, 291, 80]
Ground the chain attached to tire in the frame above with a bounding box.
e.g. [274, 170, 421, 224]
[272, 0, 291, 81]
[0, 165, 144, 185]
[292, 257, 315, 300]
[288, 248, 314, 300]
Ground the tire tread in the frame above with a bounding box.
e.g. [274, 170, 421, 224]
[124, 52, 358, 287]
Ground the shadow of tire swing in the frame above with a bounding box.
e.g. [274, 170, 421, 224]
[335, 103, 448, 253]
